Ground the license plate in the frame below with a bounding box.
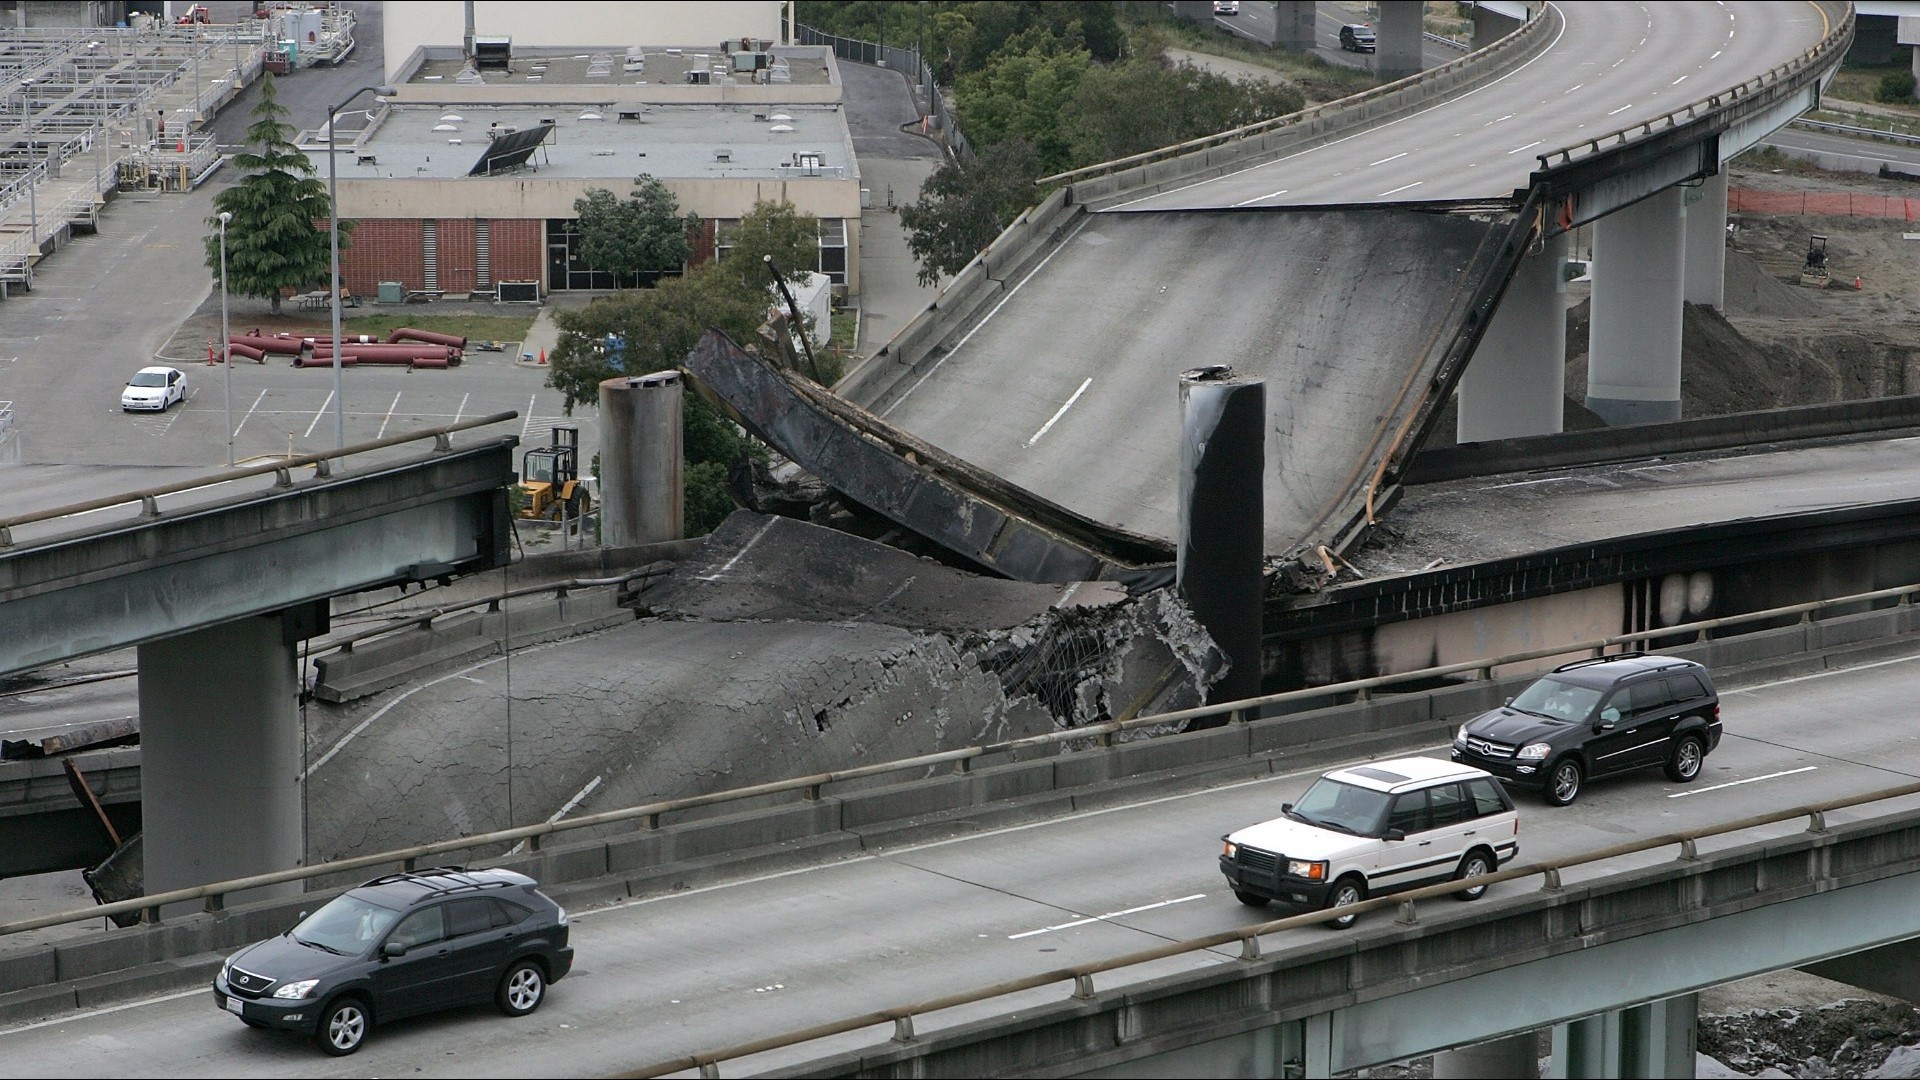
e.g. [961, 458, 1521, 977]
[224, 994, 244, 1017]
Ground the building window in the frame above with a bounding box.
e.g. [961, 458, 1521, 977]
[544, 218, 678, 291]
[713, 217, 847, 287]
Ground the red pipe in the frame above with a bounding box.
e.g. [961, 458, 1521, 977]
[409, 355, 452, 369]
[228, 334, 304, 355]
[226, 343, 265, 362]
[293, 353, 358, 368]
[309, 344, 457, 362]
[388, 327, 467, 349]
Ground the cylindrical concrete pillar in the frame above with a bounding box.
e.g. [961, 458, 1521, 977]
[1434, 1031, 1541, 1078]
[1684, 171, 1728, 310]
[1376, 0, 1426, 80]
[139, 615, 301, 906]
[1458, 231, 1569, 442]
[1178, 368, 1265, 711]
[1586, 186, 1685, 426]
[1273, 1, 1316, 50]
[598, 371, 684, 547]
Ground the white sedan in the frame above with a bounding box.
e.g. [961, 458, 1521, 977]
[121, 365, 186, 411]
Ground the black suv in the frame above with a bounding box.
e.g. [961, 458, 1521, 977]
[213, 867, 574, 1056]
[1450, 654, 1721, 806]
[1339, 23, 1377, 52]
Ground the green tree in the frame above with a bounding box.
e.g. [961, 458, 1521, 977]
[718, 200, 821, 291]
[898, 137, 1042, 285]
[955, 37, 1092, 175]
[572, 175, 701, 279]
[204, 75, 342, 314]
[1063, 58, 1304, 166]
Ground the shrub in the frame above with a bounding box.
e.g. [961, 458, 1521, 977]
[1875, 70, 1915, 104]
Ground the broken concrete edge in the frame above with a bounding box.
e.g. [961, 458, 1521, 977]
[1065, 4, 1562, 211]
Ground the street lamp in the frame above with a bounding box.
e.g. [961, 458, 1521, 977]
[326, 84, 396, 449]
[218, 210, 233, 466]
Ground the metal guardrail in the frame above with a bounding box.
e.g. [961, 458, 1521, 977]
[1039, 3, 1552, 188]
[0, 411, 519, 548]
[623, 778, 1920, 1078]
[1534, 2, 1852, 171]
[1790, 116, 1920, 148]
[6, 578, 1920, 938]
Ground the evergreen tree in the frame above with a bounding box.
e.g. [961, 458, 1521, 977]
[572, 176, 700, 280]
[203, 75, 346, 314]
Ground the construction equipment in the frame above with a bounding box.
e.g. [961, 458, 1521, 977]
[515, 425, 592, 522]
[1799, 234, 1830, 288]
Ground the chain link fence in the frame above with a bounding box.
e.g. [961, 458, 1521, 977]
[795, 24, 972, 162]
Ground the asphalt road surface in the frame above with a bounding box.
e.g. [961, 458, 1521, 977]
[3, 653, 1918, 1076]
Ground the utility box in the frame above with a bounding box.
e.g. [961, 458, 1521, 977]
[376, 281, 405, 304]
[497, 280, 540, 303]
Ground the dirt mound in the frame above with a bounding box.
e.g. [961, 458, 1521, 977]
[1699, 999, 1920, 1079]
[1722, 246, 1829, 318]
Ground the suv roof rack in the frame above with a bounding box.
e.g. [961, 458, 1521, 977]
[1551, 651, 1646, 673]
[357, 866, 513, 896]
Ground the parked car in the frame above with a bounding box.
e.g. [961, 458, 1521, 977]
[1451, 653, 1722, 806]
[1340, 23, 1377, 52]
[1219, 756, 1519, 928]
[213, 867, 574, 1056]
[121, 365, 186, 411]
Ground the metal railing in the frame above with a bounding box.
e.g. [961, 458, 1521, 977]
[7, 577, 1920, 938]
[1790, 115, 1920, 148]
[0, 411, 519, 548]
[622, 778, 1920, 1078]
[1534, 2, 1851, 171]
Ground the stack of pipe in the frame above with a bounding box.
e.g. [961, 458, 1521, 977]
[389, 327, 467, 349]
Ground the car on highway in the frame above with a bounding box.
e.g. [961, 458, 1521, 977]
[1339, 23, 1377, 52]
[1451, 653, 1722, 806]
[1219, 756, 1518, 928]
[120, 365, 186, 411]
[212, 867, 574, 1056]
[1214, 1, 1240, 14]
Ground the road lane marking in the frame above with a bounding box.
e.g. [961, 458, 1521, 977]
[695, 515, 781, 581]
[1563, 83, 1584, 94]
[1379, 181, 1423, 197]
[1486, 114, 1515, 125]
[1672, 75, 1689, 85]
[1009, 894, 1208, 939]
[510, 775, 606, 855]
[1236, 188, 1286, 206]
[1025, 377, 1092, 448]
[1668, 766, 1817, 798]
[1368, 152, 1408, 167]
[1608, 105, 1633, 116]
[1507, 141, 1541, 155]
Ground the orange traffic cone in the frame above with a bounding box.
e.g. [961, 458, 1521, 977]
[1855, 276, 1863, 290]
[538, 348, 547, 365]
[207, 340, 218, 365]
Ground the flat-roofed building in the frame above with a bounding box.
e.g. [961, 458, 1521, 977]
[312, 38, 859, 300]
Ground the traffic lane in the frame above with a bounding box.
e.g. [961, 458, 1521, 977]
[1764, 127, 1920, 171]
[1122, 0, 1824, 209]
[9, 652, 1920, 1074]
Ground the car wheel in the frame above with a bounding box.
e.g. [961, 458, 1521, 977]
[1233, 890, 1268, 907]
[314, 997, 369, 1056]
[1454, 849, 1494, 901]
[1545, 758, 1584, 806]
[496, 959, 546, 1017]
[1324, 877, 1366, 929]
[1666, 734, 1705, 783]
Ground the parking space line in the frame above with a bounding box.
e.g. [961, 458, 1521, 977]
[376, 391, 403, 440]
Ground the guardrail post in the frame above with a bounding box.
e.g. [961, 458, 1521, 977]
[314, 459, 331, 478]
[699, 1064, 721, 1079]
[803, 783, 821, 801]
[205, 894, 225, 912]
[1541, 868, 1563, 893]
[1073, 974, 1096, 1000]
[1678, 838, 1699, 861]
[143, 903, 161, 924]
[892, 1015, 916, 1043]
[1807, 810, 1828, 833]
[274, 467, 293, 488]
[139, 494, 160, 518]
[1396, 899, 1418, 926]
[954, 756, 972, 774]
[1240, 935, 1262, 960]
[644, 812, 660, 830]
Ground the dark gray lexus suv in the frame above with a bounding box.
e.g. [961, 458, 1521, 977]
[213, 867, 573, 1055]
[1450, 653, 1721, 806]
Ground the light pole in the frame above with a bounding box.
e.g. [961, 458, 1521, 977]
[218, 210, 233, 466]
[326, 84, 396, 449]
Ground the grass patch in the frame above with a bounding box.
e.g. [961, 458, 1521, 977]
[1825, 65, 1920, 110]
[1144, 21, 1377, 105]
[338, 312, 539, 346]
[1732, 144, 1829, 175]
[1804, 107, 1920, 139]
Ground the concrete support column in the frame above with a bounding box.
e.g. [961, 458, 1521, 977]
[1273, 1, 1316, 51]
[598, 371, 684, 547]
[1472, 5, 1526, 49]
[1586, 186, 1685, 426]
[1806, 939, 1920, 1004]
[1458, 231, 1568, 442]
[1177, 368, 1265, 711]
[1376, 0, 1425, 81]
[1434, 1031, 1540, 1078]
[139, 615, 302, 904]
[1551, 994, 1697, 1078]
[1683, 172, 1728, 310]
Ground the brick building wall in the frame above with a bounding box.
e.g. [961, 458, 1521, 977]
[339, 218, 548, 296]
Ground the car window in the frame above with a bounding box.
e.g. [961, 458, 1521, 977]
[294, 893, 401, 955]
[447, 898, 493, 938]
[492, 899, 532, 928]
[1427, 782, 1472, 827]
[1465, 777, 1507, 816]
[389, 906, 447, 949]
[1630, 679, 1677, 714]
[1667, 672, 1707, 701]
[1510, 676, 1602, 721]
[129, 371, 167, 387]
[1294, 777, 1391, 836]
[1387, 789, 1431, 834]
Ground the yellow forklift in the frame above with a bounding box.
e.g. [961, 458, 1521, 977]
[515, 425, 592, 522]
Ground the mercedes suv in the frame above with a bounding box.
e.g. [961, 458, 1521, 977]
[1452, 653, 1721, 806]
[1220, 756, 1519, 928]
[213, 867, 574, 1056]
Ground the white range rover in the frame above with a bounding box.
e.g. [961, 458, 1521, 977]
[1219, 756, 1520, 928]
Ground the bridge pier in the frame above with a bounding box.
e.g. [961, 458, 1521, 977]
[1683, 172, 1728, 310]
[1585, 187, 1685, 426]
[1177, 369, 1265, 708]
[1272, 1, 1315, 51]
[1804, 939, 1920, 1004]
[1457, 231, 1568, 442]
[1551, 993, 1697, 1078]
[139, 614, 304, 907]
[1375, 0, 1426, 81]
[1433, 1031, 1540, 1078]
[600, 371, 686, 546]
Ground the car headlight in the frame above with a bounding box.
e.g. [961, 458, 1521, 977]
[1287, 859, 1327, 880]
[1517, 742, 1552, 760]
[1222, 841, 1238, 859]
[1453, 726, 1467, 745]
[273, 979, 319, 1000]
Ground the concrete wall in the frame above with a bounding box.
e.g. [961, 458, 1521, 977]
[381, 1, 788, 85]
[335, 175, 860, 223]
